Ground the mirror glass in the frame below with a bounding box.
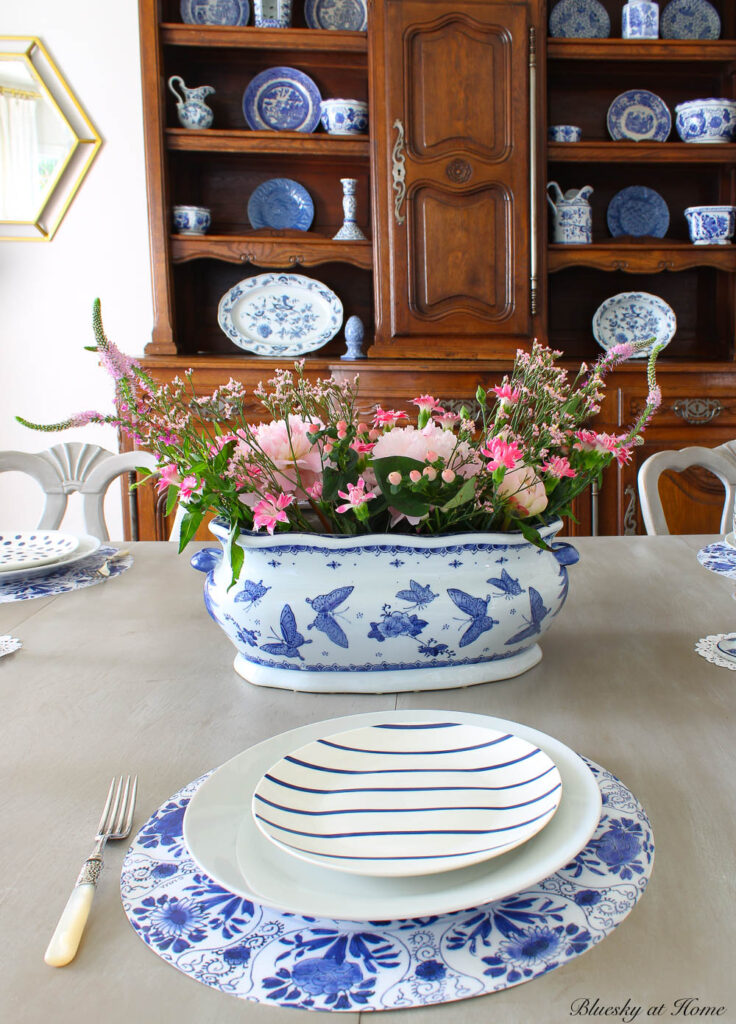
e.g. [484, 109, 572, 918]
[0, 38, 101, 240]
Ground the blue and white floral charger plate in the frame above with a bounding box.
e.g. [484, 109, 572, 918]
[242, 67, 322, 133]
[697, 541, 736, 580]
[607, 186, 670, 239]
[217, 272, 343, 356]
[0, 544, 132, 603]
[549, 0, 610, 38]
[305, 0, 367, 31]
[661, 0, 721, 39]
[180, 0, 250, 25]
[592, 292, 677, 357]
[121, 758, 652, 1013]
[607, 90, 672, 142]
[247, 178, 314, 232]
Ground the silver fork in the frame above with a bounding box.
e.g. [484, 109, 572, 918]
[45, 775, 138, 967]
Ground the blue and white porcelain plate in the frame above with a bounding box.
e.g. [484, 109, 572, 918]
[592, 292, 677, 357]
[549, 0, 611, 38]
[607, 186, 670, 238]
[121, 757, 653, 1013]
[180, 0, 250, 25]
[305, 0, 367, 31]
[242, 67, 322, 133]
[697, 541, 736, 579]
[217, 272, 343, 356]
[661, 0, 721, 39]
[253, 722, 562, 877]
[0, 545, 131, 603]
[0, 530, 79, 572]
[607, 90, 672, 142]
[247, 178, 314, 231]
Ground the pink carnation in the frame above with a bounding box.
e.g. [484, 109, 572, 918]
[492, 384, 520, 403]
[540, 455, 576, 479]
[481, 437, 523, 471]
[373, 407, 408, 427]
[253, 492, 295, 534]
[336, 478, 376, 513]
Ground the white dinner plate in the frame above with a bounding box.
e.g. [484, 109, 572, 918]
[252, 721, 563, 877]
[725, 532, 736, 549]
[0, 530, 79, 572]
[184, 709, 601, 921]
[0, 533, 101, 583]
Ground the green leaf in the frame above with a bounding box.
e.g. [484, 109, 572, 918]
[165, 484, 180, 517]
[321, 465, 345, 502]
[177, 509, 203, 552]
[517, 519, 552, 550]
[372, 456, 431, 517]
[440, 476, 476, 511]
[228, 539, 244, 590]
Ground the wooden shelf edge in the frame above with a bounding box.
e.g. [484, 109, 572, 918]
[549, 142, 736, 164]
[160, 23, 368, 52]
[170, 234, 373, 268]
[549, 244, 736, 273]
[166, 128, 370, 156]
[547, 38, 736, 61]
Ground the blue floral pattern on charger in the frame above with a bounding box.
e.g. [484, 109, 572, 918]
[548, 0, 611, 38]
[661, 0, 721, 40]
[697, 541, 736, 579]
[121, 758, 654, 1012]
[0, 546, 132, 604]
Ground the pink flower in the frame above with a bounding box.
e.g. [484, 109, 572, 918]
[481, 437, 523, 471]
[336, 478, 376, 513]
[253, 492, 295, 534]
[373, 407, 408, 427]
[423, 466, 437, 481]
[336, 419, 348, 439]
[155, 463, 181, 494]
[387, 471, 402, 486]
[306, 480, 323, 500]
[497, 462, 548, 518]
[372, 423, 480, 477]
[441, 468, 455, 483]
[409, 470, 422, 483]
[492, 384, 520, 403]
[540, 456, 576, 479]
[179, 475, 199, 501]
[350, 439, 375, 454]
[433, 411, 460, 429]
[607, 342, 635, 360]
[411, 394, 442, 413]
[239, 415, 323, 496]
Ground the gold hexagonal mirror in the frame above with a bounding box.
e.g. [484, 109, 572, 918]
[0, 37, 101, 241]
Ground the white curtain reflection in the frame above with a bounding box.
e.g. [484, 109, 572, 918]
[0, 91, 41, 220]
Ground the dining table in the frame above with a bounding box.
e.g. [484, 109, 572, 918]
[2, 533, 735, 1024]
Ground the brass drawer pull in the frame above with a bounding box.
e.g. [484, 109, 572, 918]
[673, 398, 723, 425]
[392, 118, 407, 226]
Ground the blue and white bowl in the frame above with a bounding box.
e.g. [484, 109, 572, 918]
[685, 205, 736, 245]
[676, 99, 736, 143]
[173, 204, 211, 234]
[319, 98, 368, 135]
[548, 124, 582, 143]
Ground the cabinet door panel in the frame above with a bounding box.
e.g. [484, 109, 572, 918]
[371, 0, 534, 357]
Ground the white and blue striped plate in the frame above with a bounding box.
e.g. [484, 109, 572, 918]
[252, 721, 563, 877]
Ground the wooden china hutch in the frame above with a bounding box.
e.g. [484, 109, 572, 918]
[130, 0, 736, 540]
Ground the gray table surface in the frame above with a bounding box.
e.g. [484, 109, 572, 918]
[2, 536, 735, 1024]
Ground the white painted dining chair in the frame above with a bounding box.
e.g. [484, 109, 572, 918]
[0, 442, 159, 541]
[637, 442, 736, 535]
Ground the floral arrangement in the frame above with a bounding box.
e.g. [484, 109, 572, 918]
[20, 301, 661, 571]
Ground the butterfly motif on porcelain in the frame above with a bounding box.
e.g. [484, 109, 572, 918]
[487, 568, 524, 600]
[260, 604, 312, 660]
[306, 586, 354, 648]
[395, 579, 438, 610]
[505, 588, 550, 645]
[447, 588, 499, 648]
[234, 578, 271, 607]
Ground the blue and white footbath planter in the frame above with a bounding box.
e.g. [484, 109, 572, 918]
[120, 757, 653, 1013]
[190, 519, 579, 693]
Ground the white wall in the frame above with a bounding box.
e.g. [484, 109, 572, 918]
[0, 2, 153, 537]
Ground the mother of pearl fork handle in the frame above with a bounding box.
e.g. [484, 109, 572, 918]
[45, 776, 137, 967]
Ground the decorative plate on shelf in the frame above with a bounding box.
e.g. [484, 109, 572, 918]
[593, 292, 677, 357]
[304, 0, 368, 31]
[661, 0, 721, 39]
[607, 90, 672, 142]
[252, 721, 563, 878]
[607, 186, 670, 238]
[247, 178, 314, 231]
[242, 67, 322, 133]
[0, 531, 79, 572]
[548, 0, 611, 38]
[180, 0, 250, 25]
[217, 272, 343, 356]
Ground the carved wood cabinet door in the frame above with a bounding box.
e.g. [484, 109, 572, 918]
[369, 0, 538, 359]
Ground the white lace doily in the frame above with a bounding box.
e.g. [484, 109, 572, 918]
[695, 633, 736, 671]
[0, 635, 22, 657]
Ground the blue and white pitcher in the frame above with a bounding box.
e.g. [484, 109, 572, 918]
[168, 76, 215, 130]
[547, 182, 594, 244]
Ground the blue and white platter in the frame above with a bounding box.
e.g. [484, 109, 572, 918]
[0, 529, 79, 572]
[0, 543, 131, 603]
[608, 90, 671, 142]
[661, 0, 721, 39]
[252, 722, 563, 877]
[697, 541, 736, 579]
[180, 0, 250, 25]
[548, 0, 611, 38]
[305, 0, 367, 31]
[242, 67, 322, 133]
[247, 178, 314, 231]
[122, 747, 652, 1012]
[217, 272, 343, 356]
[592, 292, 677, 357]
[607, 186, 670, 239]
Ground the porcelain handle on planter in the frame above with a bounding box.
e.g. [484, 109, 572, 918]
[190, 548, 222, 573]
[551, 542, 580, 567]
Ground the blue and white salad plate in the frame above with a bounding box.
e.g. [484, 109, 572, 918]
[252, 722, 563, 878]
[0, 529, 79, 572]
[247, 178, 314, 231]
[184, 710, 601, 920]
[305, 0, 368, 31]
[549, 0, 611, 38]
[661, 0, 721, 39]
[607, 186, 670, 238]
[217, 272, 343, 356]
[180, 0, 250, 25]
[608, 90, 671, 142]
[243, 67, 322, 133]
[593, 292, 677, 357]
